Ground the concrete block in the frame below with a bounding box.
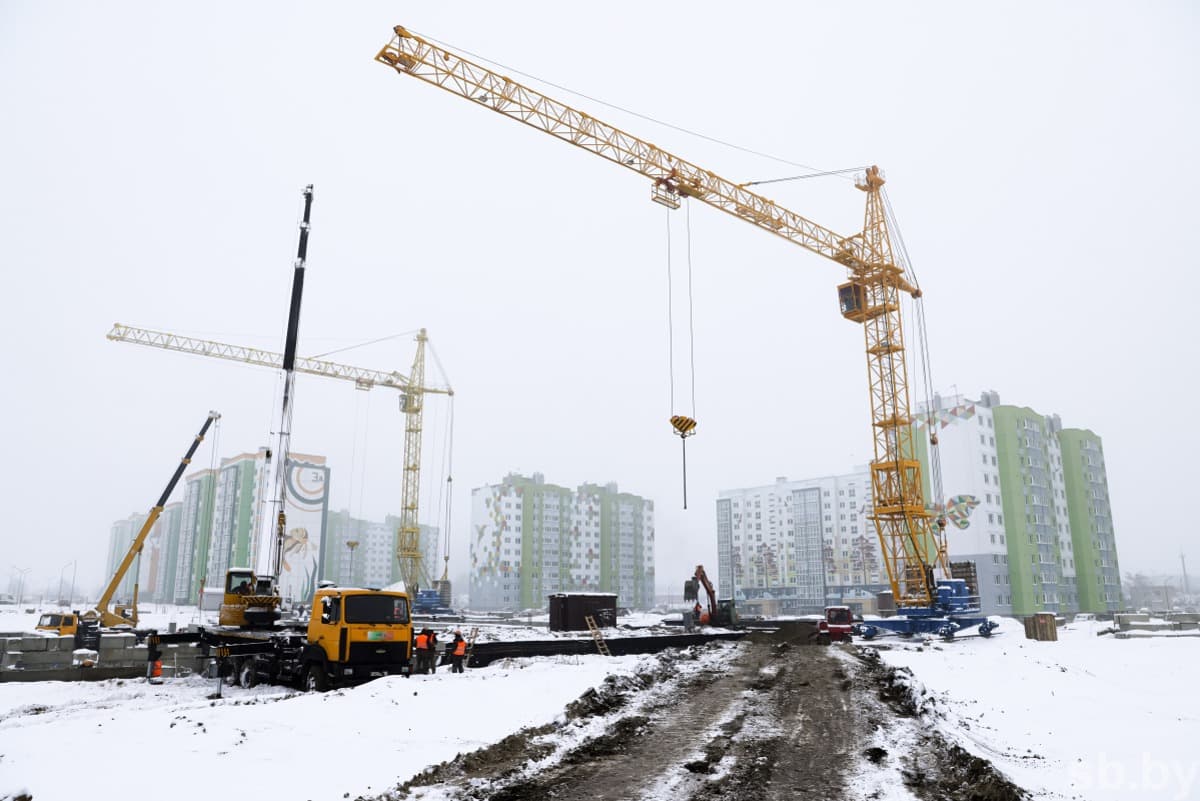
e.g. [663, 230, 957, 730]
[48, 636, 74, 652]
[99, 633, 136, 649]
[2, 652, 22, 669]
[19, 636, 49, 652]
[18, 651, 73, 669]
[2, 638, 22, 654]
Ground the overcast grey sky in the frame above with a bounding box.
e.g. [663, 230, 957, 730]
[2, 2, 1196, 599]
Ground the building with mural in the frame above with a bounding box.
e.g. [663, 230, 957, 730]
[469, 473, 654, 611]
[912, 391, 1122, 615]
[147, 450, 331, 607]
[716, 473, 879, 616]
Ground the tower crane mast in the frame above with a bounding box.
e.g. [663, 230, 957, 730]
[376, 26, 948, 608]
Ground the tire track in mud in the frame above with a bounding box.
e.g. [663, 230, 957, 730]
[372, 634, 1029, 801]
[379, 631, 859, 801]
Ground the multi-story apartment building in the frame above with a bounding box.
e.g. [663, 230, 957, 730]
[716, 472, 879, 616]
[914, 391, 1122, 616]
[911, 395, 1012, 616]
[204, 452, 260, 586]
[324, 511, 440, 589]
[106, 513, 148, 603]
[470, 473, 654, 611]
[154, 450, 331, 606]
[148, 502, 183, 604]
[175, 468, 216, 604]
[1059, 428, 1122, 612]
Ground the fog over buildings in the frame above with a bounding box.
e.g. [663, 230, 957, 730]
[2, 3, 1196, 605]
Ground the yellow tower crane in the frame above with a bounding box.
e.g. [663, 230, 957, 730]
[375, 26, 949, 609]
[107, 323, 454, 595]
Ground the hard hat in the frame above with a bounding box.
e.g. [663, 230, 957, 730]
[454, 629, 462, 635]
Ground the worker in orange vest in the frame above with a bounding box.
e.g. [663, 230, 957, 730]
[449, 630, 467, 674]
[413, 629, 430, 674]
[427, 628, 439, 673]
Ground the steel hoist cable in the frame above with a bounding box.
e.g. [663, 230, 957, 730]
[666, 205, 699, 508]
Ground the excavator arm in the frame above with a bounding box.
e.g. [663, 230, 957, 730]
[376, 26, 946, 606]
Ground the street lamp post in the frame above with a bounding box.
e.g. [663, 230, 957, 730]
[59, 560, 76, 606]
[12, 566, 31, 607]
[346, 541, 360, 585]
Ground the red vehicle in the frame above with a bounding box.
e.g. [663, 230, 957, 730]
[816, 606, 854, 644]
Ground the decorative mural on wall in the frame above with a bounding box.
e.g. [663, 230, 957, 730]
[280, 457, 330, 605]
[911, 403, 977, 430]
[929, 494, 981, 529]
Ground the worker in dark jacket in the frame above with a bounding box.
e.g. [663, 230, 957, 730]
[448, 630, 467, 673]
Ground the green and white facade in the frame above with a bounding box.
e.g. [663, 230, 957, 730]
[469, 473, 654, 611]
[1059, 428, 1122, 611]
[175, 469, 216, 605]
[914, 391, 1122, 616]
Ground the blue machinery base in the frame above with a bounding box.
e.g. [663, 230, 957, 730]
[856, 579, 1001, 641]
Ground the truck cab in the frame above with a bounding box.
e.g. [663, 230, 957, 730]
[300, 587, 413, 691]
[816, 606, 855, 644]
[36, 612, 78, 637]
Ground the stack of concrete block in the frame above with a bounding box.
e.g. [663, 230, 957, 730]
[2, 635, 69, 670]
[0, 628, 209, 677]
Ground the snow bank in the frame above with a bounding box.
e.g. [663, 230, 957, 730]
[0, 653, 647, 801]
[877, 619, 1200, 801]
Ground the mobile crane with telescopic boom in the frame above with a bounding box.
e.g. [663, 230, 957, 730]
[139, 186, 417, 690]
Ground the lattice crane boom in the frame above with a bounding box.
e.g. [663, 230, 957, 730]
[107, 323, 453, 594]
[376, 26, 946, 606]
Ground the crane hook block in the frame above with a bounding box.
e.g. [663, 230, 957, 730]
[670, 415, 697, 438]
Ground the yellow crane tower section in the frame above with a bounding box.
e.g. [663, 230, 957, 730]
[107, 324, 454, 594]
[375, 26, 947, 607]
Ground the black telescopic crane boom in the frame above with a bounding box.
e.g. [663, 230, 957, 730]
[265, 185, 313, 582]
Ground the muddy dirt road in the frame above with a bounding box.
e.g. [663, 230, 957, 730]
[370, 630, 1026, 801]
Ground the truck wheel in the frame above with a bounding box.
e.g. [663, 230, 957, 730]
[238, 658, 258, 688]
[304, 663, 329, 693]
[816, 632, 831, 646]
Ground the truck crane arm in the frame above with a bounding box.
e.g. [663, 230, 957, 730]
[88, 412, 220, 628]
[376, 25, 947, 607]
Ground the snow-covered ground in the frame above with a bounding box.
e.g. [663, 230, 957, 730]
[0, 651, 652, 801]
[874, 618, 1200, 801]
[5, 609, 1197, 800]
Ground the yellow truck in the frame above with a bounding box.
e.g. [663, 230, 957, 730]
[148, 583, 413, 691]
